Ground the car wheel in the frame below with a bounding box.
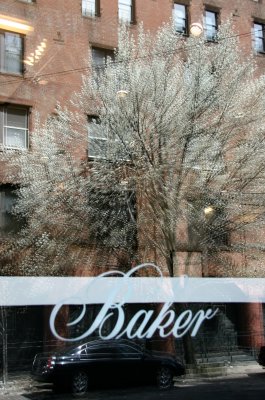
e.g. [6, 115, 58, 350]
[157, 366, 173, 390]
[71, 371, 88, 397]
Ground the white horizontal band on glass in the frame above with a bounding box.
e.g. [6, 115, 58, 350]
[0, 276, 265, 306]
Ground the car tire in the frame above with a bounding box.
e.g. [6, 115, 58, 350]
[71, 370, 89, 397]
[157, 366, 173, 390]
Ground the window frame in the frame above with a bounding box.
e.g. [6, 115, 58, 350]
[0, 105, 29, 150]
[0, 184, 22, 234]
[87, 115, 108, 160]
[0, 30, 24, 75]
[118, 0, 136, 24]
[87, 115, 131, 162]
[173, 2, 189, 35]
[187, 200, 229, 250]
[86, 188, 137, 249]
[204, 9, 219, 42]
[82, 0, 101, 18]
[253, 21, 265, 53]
[91, 46, 114, 70]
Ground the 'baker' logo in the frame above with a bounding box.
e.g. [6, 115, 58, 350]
[49, 263, 218, 342]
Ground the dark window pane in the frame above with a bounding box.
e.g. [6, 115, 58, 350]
[0, 186, 23, 233]
[92, 47, 114, 67]
[188, 202, 229, 249]
[87, 189, 137, 249]
[6, 107, 28, 129]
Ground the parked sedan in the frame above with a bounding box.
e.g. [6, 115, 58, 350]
[32, 339, 185, 396]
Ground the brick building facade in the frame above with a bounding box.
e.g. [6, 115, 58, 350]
[0, 0, 265, 361]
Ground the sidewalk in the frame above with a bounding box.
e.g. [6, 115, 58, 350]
[174, 362, 265, 387]
[0, 373, 43, 396]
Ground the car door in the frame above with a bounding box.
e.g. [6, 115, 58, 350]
[113, 344, 146, 384]
[80, 344, 122, 386]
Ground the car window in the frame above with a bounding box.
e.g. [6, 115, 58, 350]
[86, 346, 120, 355]
[113, 344, 143, 358]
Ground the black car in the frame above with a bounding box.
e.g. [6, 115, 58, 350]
[32, 339, 185, 396]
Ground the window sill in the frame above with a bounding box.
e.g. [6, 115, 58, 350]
[0, 71, 24, 78]
[205, 38, 218, 44]
[17, 0, 36, 4]
[175, 31, 188, 36]
[82, 14, 101, 19]
[88, 155, 102, 160]
[255, 50, 265, 56]
[87, 155, 132, 164]
[118, 19, 137, 26]
[0, 146, 28, 152]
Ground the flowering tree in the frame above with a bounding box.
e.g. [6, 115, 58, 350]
[1, 22, 265, 364]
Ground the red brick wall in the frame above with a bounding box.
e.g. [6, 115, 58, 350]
[1, 0, 265, 123]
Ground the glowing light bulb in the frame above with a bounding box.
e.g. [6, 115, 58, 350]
[204, 206, 214, 216]
[117, 90, 129, 98]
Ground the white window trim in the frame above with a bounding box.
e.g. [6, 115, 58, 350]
[1, 106, 29, 150]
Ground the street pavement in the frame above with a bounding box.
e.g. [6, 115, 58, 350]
[1, 367, 265, 400]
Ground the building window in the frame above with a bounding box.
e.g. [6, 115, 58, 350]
[203, 205, 229, 247]
[88, 116, 107, 159]
[0, 105, 29, 150]
[87, 189, 137, 250]
[253, 22, 265, 53]
[0, 32, 23, 74]
[118, 0, 135, 24]
[0, 185, 21, 234]
[82, 0, 100, 17]
[188, 201, 229, 250]
[204, 10, 218, 41]
[88, 116, 129, 161]
[173, 3, 188, 35]
[91, 47, 114, 69]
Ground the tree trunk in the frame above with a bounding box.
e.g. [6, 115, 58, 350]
[169, 250, 197, 366]
[174, 302, 197, 365]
